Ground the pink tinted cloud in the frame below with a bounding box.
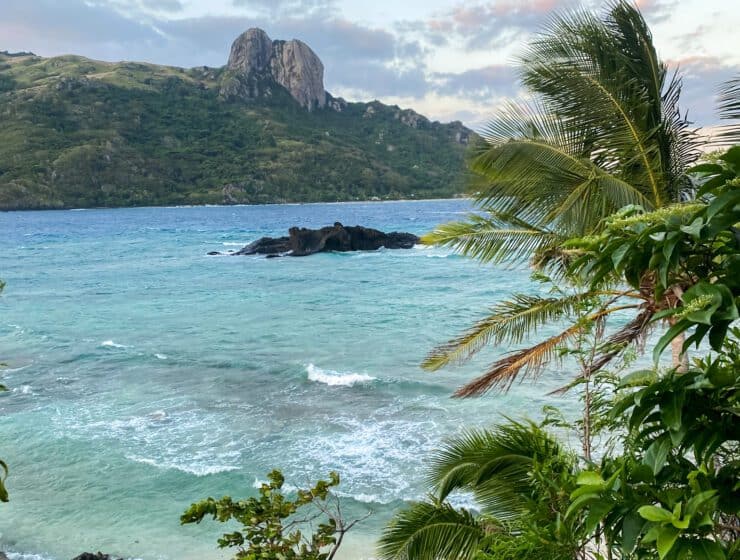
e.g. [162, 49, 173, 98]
[430, 0, 564, 37]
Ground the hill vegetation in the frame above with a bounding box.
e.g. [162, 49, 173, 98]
[0, 51, 472, 210]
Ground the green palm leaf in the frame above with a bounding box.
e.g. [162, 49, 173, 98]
[428, 421, 570, 520]
[377, 502, 484, 560]
[422, 212, 559, 266]
[422, 292, 594, 371]
[454, 303, 640, 396]
[715, 75, 740, 146]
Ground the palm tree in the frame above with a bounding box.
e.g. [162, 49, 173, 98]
[715, 74, 740, 144]
[377, 420, 579, 560]
[422, 1, 702, 396]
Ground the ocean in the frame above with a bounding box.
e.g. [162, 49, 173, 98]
[0, 200, 581, 559]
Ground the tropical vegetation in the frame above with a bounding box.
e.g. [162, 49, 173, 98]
[380, 1, 739, 559]
[422, 0, 702, 394]
[181, 469, 369, 560]
[0, 52, 470, 210]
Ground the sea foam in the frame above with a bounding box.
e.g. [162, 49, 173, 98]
[126, 454, 240, 476]
[100, 340, 128, 349]
[306, 364, 375, 387]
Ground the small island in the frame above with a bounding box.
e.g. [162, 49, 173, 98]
[209, 222, 419, 257]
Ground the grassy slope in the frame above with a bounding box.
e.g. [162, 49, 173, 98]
[0, 53, 472, 210]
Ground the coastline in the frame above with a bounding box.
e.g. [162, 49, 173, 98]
[0, 195, 472, 213]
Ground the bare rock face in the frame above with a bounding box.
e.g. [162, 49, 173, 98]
[227, 28, 272, 75]
[223, 28, 326, 110]
[271, 40, 326, 110]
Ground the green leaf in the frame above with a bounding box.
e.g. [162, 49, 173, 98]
[643, 437, 671, 476]
[565, 493, 601, 519]
[707, 363, 734, 387]
[670, 515, 690, 529]
[660, 389, 684, 432]
[657, 526, 680, 559]
[653, 319, 690, 363]
[611, 242, 631, 269]
[621, 512, 644, 554]
[619, 369, 656, 388]
[687, 163, 724, 174]
[686, 490, 717, 516]
[679, 217, 704, 239]
[577, 471, 605, 486]
[638, 505, 674, 523]
[689, 539, 726, 560]
[584, 499, 613, 534]
[720, 145, 740, 166]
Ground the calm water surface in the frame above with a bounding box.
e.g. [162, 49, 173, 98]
[0, 200, 580, 559]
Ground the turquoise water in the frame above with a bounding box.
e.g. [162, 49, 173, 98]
[0, 201, 579, 560]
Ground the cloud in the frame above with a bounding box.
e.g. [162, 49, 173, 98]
[667, 55, 738, 126]
[433, 64, 519, 101]
[634, 0, 680, 24]
[1, 0, 161, 48]
[231, 0, 335, 18]
[422, 0, 573, 51]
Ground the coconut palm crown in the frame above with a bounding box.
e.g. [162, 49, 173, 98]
[422, 1, 704, 396]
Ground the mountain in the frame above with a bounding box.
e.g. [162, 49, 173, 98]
[0, 30, 474, 211]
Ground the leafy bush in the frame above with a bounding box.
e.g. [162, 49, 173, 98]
[181, 469, 368, 560]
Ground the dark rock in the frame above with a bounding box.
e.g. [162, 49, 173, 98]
[72, 553, 122, 560]
[207, 251, 222, 255]
[225, 223, 419, 257]
[234, 236, 291, 255]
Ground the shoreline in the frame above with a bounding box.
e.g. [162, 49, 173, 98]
[0, 196, 471, 214]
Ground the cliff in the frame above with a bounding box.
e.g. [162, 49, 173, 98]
[0, 30, 476, 210]
[222, 28, 326, 110]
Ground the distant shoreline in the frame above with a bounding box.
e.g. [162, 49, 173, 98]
[2, 196, 472, 213]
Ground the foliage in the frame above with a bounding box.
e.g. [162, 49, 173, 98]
[715, 75, 740, 146]
[424, 0, 699, 267]
[568, 161, 740, 363]
[181, 469, 367, 560]
[565, 332, 740, 559]
[421, 1, 702, 397]
[378, 420, 581, 560]
[0, 53, 470, 210]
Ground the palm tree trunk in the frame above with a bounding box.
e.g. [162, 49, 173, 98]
[671, 331, 689, 372]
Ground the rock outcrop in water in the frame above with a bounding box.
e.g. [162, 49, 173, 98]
[209, 223, 419, 257]
[221, 28, 326, 110]
[72, 553, 123, 560]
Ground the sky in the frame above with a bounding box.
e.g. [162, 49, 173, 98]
[2, 0, 739, 129]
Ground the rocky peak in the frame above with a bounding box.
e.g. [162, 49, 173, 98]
[223, 28, 326, 110]
[227, 28, 272, 76]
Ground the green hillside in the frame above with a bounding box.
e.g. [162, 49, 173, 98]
[0, 51, 473, 210]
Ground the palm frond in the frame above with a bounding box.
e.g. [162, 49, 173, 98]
[422, 292, 594, 371]
[518, 1, 698, 206]
[454, 303, 641, 396]
[428, 421, 570, 519]
[377, 502, 484, 560]
[454, 324, 582, 397]
[549, 305, 655, 395]
[421, 212, 560, 265]
[714, 75, 740, 146]
[470, 103, 655, 236]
